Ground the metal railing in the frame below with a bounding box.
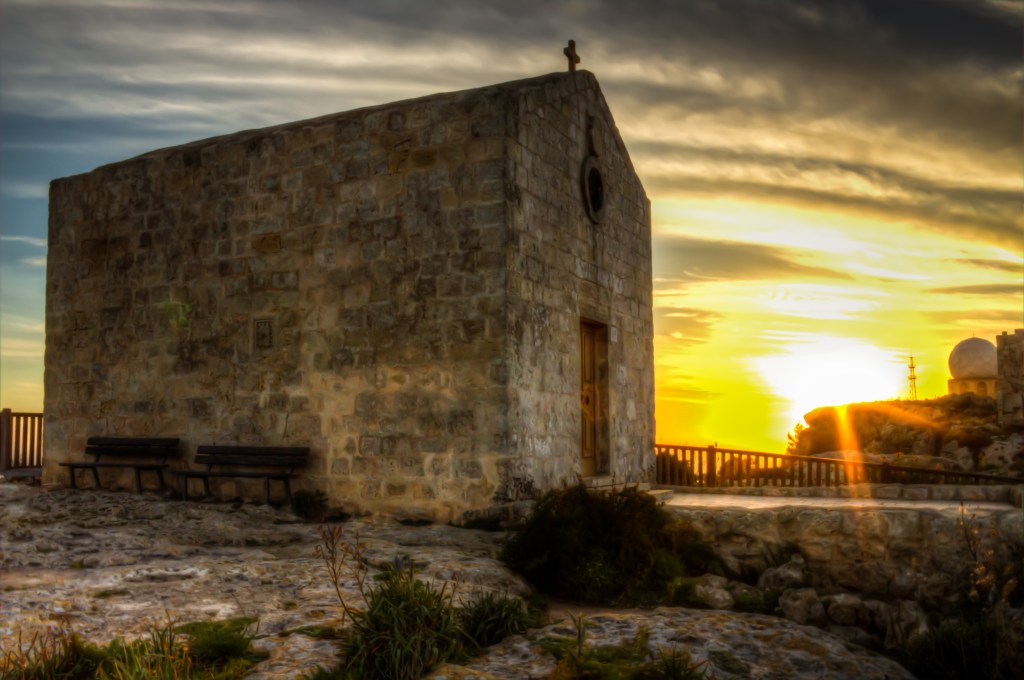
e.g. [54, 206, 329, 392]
[1, 409, 44, 474]
[655, 443, 1024, 487]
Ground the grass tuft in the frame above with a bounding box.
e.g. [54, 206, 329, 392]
[0, 617, 264, 680]
[458, 591, 531, 651]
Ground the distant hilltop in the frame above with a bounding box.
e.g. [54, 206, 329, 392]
[788, 393, 1024, 478]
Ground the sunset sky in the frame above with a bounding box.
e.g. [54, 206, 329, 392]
[1, 0, 1021, 452]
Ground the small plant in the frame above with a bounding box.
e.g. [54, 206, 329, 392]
[291, 489, 329, 522]
[0, 621, 102, 679]
[101, 624, 194, 680]
[707, 649, 750, 676]
[339, 565, 462, 680]
[176, 617, 263, 670]
[458, 591, 530, 651]
[545, 617, 709, 679]
[314, 524, 369, 625]
[637, 648, 710, 680]
[901, 506, 1024, 680]
[311, 526, 473, 678]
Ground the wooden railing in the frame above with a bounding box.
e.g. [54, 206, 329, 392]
[1, 409, 44, 474]
[655, 444, 1024, 487]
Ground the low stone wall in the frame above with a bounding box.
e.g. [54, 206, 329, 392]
[668, 497, 1023, 612]
[660, 482, 1023, 506]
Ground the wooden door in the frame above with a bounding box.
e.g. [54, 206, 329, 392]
[580, 322, 598, 476]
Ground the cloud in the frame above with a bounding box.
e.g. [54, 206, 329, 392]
[926, 308, 1024, 326]
[654, 307, 722, 345]
[929, 284, 1023, 296]
[955, 258, 1023, 274]
[645, 174, 1022, 251]
[19, 257, 46, 268]
[0, 235, 47, 248]
[0, 314, 45, 334]
[635, 142, 1020, 243]
[0, 183, 48, 199]
[0, 337, 43, 358]
[655, 383, 722, 404]
[653, 236, 850, 283]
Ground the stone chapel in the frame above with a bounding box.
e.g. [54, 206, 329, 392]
[43, 70, 655, 520]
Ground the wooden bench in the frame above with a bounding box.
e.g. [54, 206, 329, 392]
[61, 437, 180, 492]
[173, 445, 309, 504]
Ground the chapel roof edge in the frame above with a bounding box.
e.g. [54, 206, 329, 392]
[50, 69, 611, 183]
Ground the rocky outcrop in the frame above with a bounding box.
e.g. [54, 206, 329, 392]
[669, 500, 1022, 613]
[793, 394, 1024, 477]
[431, 610, 915, 680]
[1, 482, 917, 679]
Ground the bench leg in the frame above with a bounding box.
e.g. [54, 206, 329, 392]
[133, 468, 143, 493]
[90, 467, 101, 489]
[264, 477, 271, 505]
[156, 469, 166, 491]
[68, 467, 78, 489]
[181, 475, 190, 500]
[202, 477, 211, 498]
[283, 477, 292, 503]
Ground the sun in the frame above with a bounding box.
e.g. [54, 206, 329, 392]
[752, 334, 907, 428]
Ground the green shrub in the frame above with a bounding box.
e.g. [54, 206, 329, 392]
[176, 617, 263, 670]
[339, 566, 462, 680]
[501, 484, 720, 604]
[900, 507, 1024, 680]
[458, 591, 530, 651]
[291, 490, 329, 522]
[902, 615, 995, 680]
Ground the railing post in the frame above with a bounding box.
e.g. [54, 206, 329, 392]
[0, 408, 11, 472]
[705, 445, 717, 487]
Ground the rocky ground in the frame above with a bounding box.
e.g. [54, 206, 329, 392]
[795, 394, 1024, 477]
[1, 481, 916, 679]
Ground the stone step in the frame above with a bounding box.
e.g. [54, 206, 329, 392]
[579, 477, 669, 503]
[580, 475, 618, 488]
[645, 488, 674, 504]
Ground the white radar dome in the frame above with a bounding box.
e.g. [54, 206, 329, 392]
[948, 337, 997, 379]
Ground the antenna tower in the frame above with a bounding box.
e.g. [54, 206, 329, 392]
[908, 355, 918, 401]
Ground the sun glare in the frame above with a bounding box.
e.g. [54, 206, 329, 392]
[752, 335, 906, 428]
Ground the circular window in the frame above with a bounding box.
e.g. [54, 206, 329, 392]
[581, 156, 605, 223]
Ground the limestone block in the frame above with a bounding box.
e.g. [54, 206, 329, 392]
[863, 599, 930, 649]
[873, 485, 902, 499]
[694, 582, 734, 610]
[900, 486, 929, 500]
[779, 587, 826, 626]
[823, 593, 865, 626]
[826, 624, 880, 650]
[758, 554, 808, 591]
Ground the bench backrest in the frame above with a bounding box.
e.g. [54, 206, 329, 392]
[85, 437, 180, 460]
[195, 445, 310, 469]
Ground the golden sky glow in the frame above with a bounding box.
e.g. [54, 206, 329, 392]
[1, 1, 1021, 453]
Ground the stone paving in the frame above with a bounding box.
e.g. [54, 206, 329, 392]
[665, 491, 1017, 514]
[1, 481, 920, 679]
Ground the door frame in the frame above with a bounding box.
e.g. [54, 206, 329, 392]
[580, 318, 610, 476]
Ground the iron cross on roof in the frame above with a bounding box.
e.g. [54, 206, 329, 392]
[564, 40, 580, 72]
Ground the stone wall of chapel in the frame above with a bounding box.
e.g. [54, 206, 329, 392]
[500, 72, 655, 499]
[45, 86, 517, 520]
